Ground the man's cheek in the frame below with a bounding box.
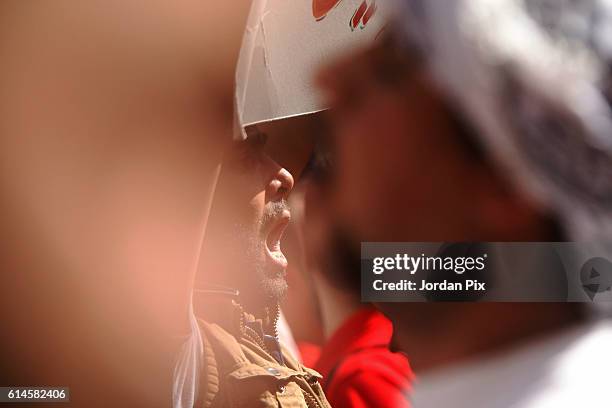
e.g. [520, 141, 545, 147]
[249, 192, 267, 227]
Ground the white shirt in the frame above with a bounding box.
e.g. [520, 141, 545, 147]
[172, 306, 202, 408]
[412, 320, 612, 408]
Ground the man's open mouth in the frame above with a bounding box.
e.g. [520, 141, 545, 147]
[265, 209, 291, 269]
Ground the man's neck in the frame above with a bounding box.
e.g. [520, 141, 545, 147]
[192, 283, 280, 338]
[242, 301, 278, 327]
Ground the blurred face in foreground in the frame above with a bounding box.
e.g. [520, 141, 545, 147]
[318, 38, 578, 372]
[0, 1, 249, 404]
[198, 133, 295, 310]
[319, 39, 548, 244]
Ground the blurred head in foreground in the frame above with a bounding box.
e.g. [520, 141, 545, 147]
[319, 0, 612, 377]
[0, 1, 248, 405]
[323, 0, 612, 245]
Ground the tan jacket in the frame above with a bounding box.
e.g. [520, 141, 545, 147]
[195, 296, 331, 408]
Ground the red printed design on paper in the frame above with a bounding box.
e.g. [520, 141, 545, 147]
[313, 0, 343, 21]
[312, 0, 377, 30]
[350, 1, 377, 30]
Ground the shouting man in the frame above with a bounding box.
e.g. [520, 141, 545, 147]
[173, 1, 387, 407]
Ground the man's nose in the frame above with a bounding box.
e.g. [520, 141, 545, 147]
[266, 165, 294, 202]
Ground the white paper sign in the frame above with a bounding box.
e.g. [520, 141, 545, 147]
[235, 0, 389, 139]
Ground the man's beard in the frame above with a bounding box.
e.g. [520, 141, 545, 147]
[234, 200, 290, 307]
[245, 235, 288, 304]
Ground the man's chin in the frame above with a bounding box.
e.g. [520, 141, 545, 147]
[260, 275, 288, 303]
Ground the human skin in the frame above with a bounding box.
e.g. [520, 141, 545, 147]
[317, 42, 582, 373]
[0, 1, 249, 406]
[196, 133, 295, 315]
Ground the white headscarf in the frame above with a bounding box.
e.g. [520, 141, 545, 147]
[395, 0, 612, 249]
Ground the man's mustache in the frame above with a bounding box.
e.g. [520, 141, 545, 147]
[261, 199, 290, 230]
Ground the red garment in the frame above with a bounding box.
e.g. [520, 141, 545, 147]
[314, 307, 414, 408]
[298, 341, 322, 369]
